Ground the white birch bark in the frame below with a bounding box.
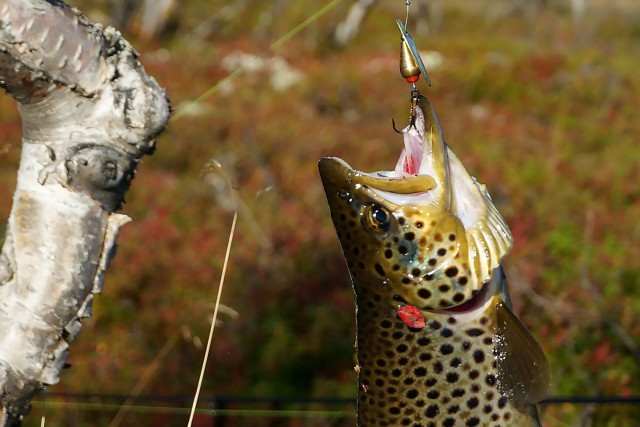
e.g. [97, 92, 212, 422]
[0, 1, 170, 425]
[332, 0, 379, 46]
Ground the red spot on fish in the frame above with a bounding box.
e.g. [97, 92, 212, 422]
[406, 75, 419, 83]
[397, 305, 426, 329]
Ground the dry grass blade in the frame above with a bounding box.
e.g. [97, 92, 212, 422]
[187, 210, 238, 427]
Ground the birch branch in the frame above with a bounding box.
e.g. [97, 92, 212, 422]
[0, 0, 170, 424]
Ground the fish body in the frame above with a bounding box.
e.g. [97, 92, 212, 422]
[319, 96, 549, 426]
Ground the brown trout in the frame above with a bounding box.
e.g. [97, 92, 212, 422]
[319, 96, 550, 427]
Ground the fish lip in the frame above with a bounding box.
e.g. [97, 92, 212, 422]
[318, 157, 437, 204]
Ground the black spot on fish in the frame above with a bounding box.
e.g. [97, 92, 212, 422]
[420, 353, 432, 361]
[467, 397, 479, 409]
[418, 289, 431, 299]
[437, 248, 447, 256]
[399, 245, 408, 255]
[441, 328, 453, 338]
[450, 357, 462, 368]
[466, 417, 480, 426]
[439, 284, 450, 292]
[429, 320, 441, 330]
[445, 267, 458, 277]
[427, 390, 439, 399]
[498, 396, 508, 408]
[443, 418, 455, 427]
[428, 258, 437, 266]
[448, 234, 456, 241]
[406, 389, 419, 399]
[440, 344, 454, 355]
[414, 367, 427, 377]
[396, 344, 408, 353]
[466, 328, 484, 337]
[385, 249, 393, 259]
[473, 350, 485, 363]
[486, 374, 497, 387]
[398, 217, 406, 225]
[417, 337, 431, 346]
[425, 404, 439, 418]
[426, 377, 437, 387]
[374, 263, 386, 277]
[453, 293, 465, 303]
[458, 277, 468, 285]
[404, 232, 415, 241]
[451, 388, 465, 398]
[412, 268, 421, 276]
[416, 221, 424, 229]
[402, 277, 412, 284]
[447, 405, 459, 414]
[469, 370, 480, 380]
[445, 372, 459, 383]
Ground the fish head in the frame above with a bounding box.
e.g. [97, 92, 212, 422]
[319, 96, 513, 311]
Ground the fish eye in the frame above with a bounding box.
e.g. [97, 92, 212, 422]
[363, 204, 391, 233]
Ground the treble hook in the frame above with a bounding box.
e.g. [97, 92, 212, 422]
[392, 88, 420, 134]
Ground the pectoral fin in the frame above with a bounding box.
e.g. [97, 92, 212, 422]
[495, 301, 550, 405]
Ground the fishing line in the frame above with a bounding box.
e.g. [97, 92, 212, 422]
[186, 210, 237, 427]
[172, 0, 344, 121]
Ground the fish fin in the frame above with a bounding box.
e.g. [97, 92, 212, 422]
[495, 299, 551, 405]
[447, 149, 513, 289]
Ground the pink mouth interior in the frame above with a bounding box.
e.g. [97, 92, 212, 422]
[394, 127, 425, 175]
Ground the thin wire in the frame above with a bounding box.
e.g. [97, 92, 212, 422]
[31, 400, 351, 417]
[186, 211, 238, 427]
[107, 332, 180, 427]
[404, 0, 410, 28]
[172, 0, 344, 121]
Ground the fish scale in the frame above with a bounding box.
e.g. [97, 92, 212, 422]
[319, 96, 549, 426]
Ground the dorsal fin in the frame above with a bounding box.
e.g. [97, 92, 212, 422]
[495, 300, 551, 405]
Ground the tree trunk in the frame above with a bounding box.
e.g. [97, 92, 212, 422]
[0, 1, 170, 425]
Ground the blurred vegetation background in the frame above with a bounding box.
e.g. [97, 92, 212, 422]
[0, 0, 639, 426]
